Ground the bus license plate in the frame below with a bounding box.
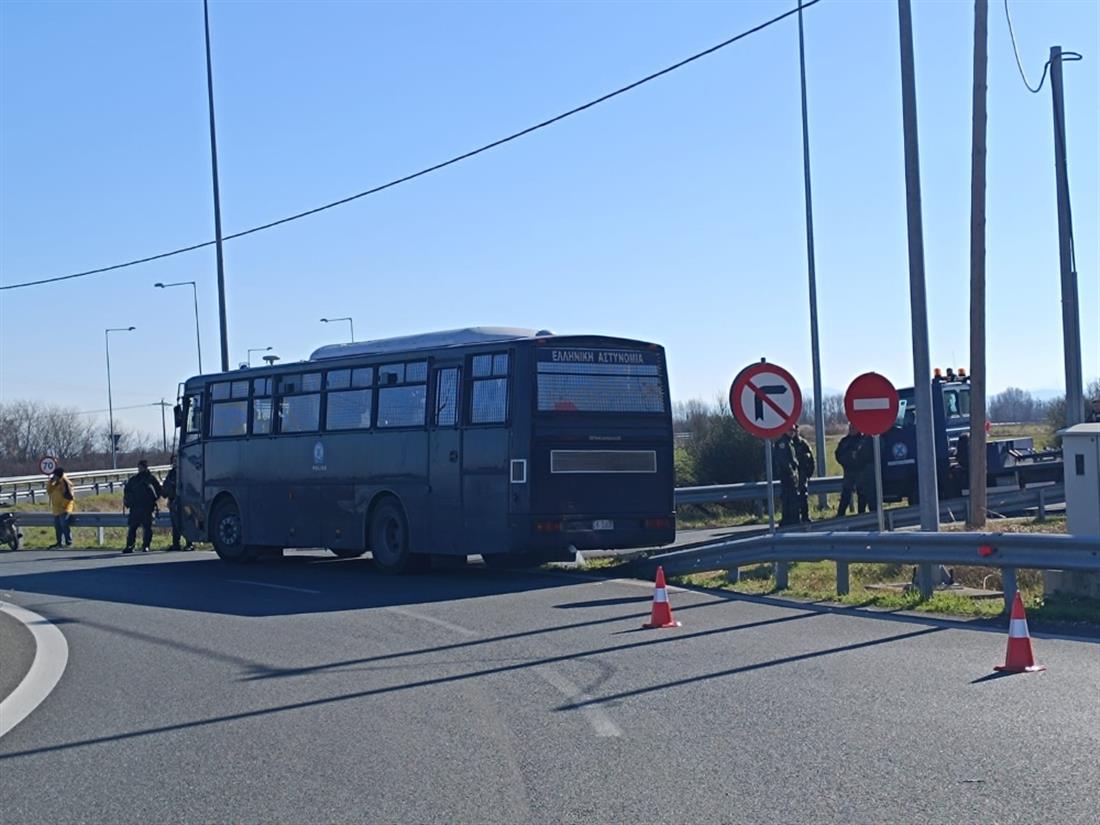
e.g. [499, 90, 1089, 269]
[593, 519, 614, 531]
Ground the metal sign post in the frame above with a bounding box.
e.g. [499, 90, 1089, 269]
[764, 439, 776, 533]
[873, 434, 885, 533]
[730, 359, 802, 593]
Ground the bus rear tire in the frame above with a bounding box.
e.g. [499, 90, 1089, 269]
[210, 498, 253, 563]
[369, 498, 425, 574]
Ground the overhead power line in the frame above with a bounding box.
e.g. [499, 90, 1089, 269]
[1, 0, 823, 292]
[1003, 0, 1083, 94]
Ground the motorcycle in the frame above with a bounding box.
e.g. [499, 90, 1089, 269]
[0, 512, 23, 551]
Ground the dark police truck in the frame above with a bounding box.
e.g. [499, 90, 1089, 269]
[173, 328, 675, 571]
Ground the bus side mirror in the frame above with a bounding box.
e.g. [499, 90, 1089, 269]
[174, 404, 185, 428]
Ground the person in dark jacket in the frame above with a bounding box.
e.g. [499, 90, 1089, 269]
[854, 436, 877, 514]
[835, 424, 863, 517]
[123, 459, 162, 553]
[791, 426, 815, 523]
[772, 431, 800, 527]
[160, 456, 191, 551]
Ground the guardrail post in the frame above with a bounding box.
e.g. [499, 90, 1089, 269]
[836, 561, 850, 596]
[726, 566, 740, 584]
[1036, 488, 1046, 523]
[774, 562, 789, 590]
[109, 481, 115, 493]
[94, 482, 100, 495]
[885, 510, 894, 531]
[1002, 567, 1018, 612]
[29, 489, 36, 504]
[917, 565, 934, 599]
[97, 526, 105, 546]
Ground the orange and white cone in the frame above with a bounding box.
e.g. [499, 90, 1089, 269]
[643, 566, 681, 629]
[994, 592, 1045, 673]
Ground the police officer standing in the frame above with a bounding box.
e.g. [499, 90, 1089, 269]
[123, 459, 163, 553]
[772, 430, 799, 527]
[791, 426, 815, 523]
[835, 424, 862, 517]
[161, 455, 191, 551]
[854, 435, 877, 514]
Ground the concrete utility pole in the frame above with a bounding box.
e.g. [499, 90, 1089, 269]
[157, 399, 171, 453]
[796, 0, 827, 503]
[968, 0, 988, 529]
[204, 0, 230, 373]
[897, 0, 939, 596]
[1049, 46, 1085, 426]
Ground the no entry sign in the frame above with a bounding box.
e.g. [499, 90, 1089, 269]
[844, 372, 900, 436]
[39, 455, 58, 476]
[729, 361, 803, 439]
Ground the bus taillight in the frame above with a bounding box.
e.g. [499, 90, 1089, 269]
[535, 520, 563, 533]
[644, 517, 671, 530]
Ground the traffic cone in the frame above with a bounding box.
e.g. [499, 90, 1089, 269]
[994, 592, 1045, 673]
[643, 566, 681, 629]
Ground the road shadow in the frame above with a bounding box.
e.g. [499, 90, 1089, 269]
[0, 551, 581, 618]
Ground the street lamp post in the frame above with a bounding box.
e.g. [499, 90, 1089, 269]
[105, 326, 136, 469]
[154, 281, 203, 373]
[247, 346, 273, 367]
[320, 317, 355, 343]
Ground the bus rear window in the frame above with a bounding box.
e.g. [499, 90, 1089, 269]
[536, 348, 666, 413]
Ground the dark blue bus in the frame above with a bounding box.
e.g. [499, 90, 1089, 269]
[174, 327, 675, 571]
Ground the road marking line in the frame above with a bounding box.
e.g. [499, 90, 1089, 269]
[387, 606, 479, 637]
[0, 600, 70, 739]
[534, 666, 622, 738]
[226, 580, 320, 594]
[853, 397, 891, 410]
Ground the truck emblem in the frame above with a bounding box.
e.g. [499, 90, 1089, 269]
[892, 442, 908, 460]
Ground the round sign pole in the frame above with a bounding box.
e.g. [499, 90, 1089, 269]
[730, 358, 802, 590]
[764, 439, 776, 534]
[873, 435, 885, 532]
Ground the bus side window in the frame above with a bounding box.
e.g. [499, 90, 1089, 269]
[185, 395, 203, 442]
[435, 368, 459, 427]
[944, 390, 960, 417]
[470, 352, 509, 424]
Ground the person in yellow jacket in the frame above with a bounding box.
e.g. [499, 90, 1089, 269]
[46, 466, 75, 548]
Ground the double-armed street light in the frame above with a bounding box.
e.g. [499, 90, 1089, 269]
[154, 281, 203, 373]
[105, 326, 136, 469]
[320, 316, 355, 343]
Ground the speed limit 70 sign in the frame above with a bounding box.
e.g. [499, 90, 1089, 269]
[39, 456, 58, 475]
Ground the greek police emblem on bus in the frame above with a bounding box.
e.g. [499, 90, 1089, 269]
[312, 440, 327, 472]
[536, 348, 665, 414]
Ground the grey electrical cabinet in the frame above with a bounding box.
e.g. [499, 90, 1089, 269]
[1045, 423, 1100, 599]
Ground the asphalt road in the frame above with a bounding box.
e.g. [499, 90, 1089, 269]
[1, 549, 1097, 825]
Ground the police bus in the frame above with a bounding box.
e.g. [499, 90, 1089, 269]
[174, 327, 675, 571]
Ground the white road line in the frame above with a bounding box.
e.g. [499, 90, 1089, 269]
[387, 606, 479, 637]
[226, 580, 321, 594]
[534, 666, 622, 738]
[0, 600, 70, 739]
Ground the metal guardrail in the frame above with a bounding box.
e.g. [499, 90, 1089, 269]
[675, 476, 843, 505]
[0, 465, 170, 504]
[12, 511, 172, 528]
[639, 529, 1100, 611]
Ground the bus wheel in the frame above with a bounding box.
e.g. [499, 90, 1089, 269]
[211, 499, 249, 562]
[369, 499, 423, 574]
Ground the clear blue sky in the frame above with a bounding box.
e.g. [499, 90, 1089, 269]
[2, 0, 1097, 440]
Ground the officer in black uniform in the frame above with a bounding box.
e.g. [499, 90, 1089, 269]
[791, 426, 815, 523]
[161, 455, 191, 551]
[123, 459, 163, 553]
[835, 424, 863, 517]
[772, 431, 799, 527]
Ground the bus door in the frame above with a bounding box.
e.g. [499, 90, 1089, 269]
[178, 391, 206, 536]
[429, 365, 463, 552]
